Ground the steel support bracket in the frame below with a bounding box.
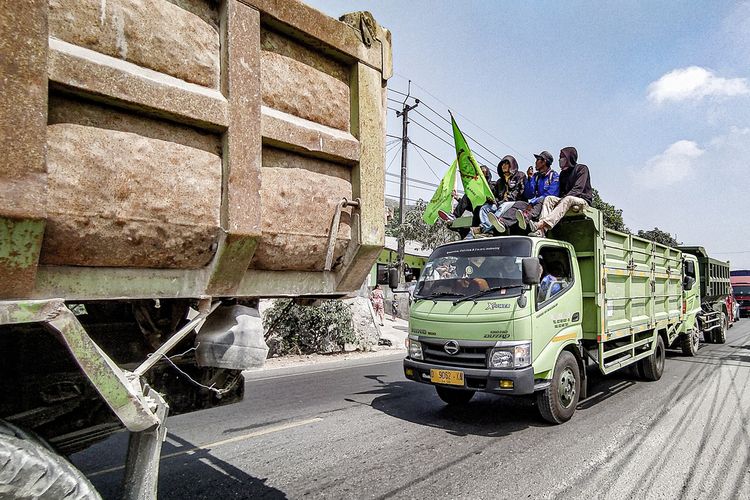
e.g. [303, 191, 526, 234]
[0, 299, 161, 432]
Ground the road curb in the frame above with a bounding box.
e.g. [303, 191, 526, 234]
[243, 351, 406, 381]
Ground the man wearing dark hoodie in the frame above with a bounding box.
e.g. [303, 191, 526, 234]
[475, 155, 526, 235]
[528, 146, 592, 237]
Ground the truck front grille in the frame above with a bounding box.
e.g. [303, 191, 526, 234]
[421, 340, 490, 369]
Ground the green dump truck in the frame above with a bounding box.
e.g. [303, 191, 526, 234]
[0, 1, 390, 497]
[678, 247, 731, 344]
[404, 208, 700, 424]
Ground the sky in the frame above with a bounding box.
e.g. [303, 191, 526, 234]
[307, 0, 750, 269]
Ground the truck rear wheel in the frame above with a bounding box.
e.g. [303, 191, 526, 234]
[640, 334, 665, 381]
[0, 420, 101, 499]
[537, 351, 580, 424]
[680, 329, 700, 357]
[435, 386, 475, 405]
[715, 313, 727, 344]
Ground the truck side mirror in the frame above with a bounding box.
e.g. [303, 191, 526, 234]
[683, 276, 695, 291]
[388, 268, 399, 290]
[522, 258, 541, 285]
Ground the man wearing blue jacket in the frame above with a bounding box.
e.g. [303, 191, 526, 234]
[487, 151, 560, 234]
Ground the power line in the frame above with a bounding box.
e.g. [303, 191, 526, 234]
[411, 113, 497, 167]
[390, 90, 503, 165]
[386, 178, 436, 191]
[386, 194, 423, 204]
[385, 172, 437, 188]
[389, 79, 533, 162]
[385, 144, 400, 173]
[410, 118, 454, 148]
[411, 141, 444, 182]
[409, 140, 451, 167]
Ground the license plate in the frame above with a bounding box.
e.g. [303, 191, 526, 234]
[430, 369, 465, 386]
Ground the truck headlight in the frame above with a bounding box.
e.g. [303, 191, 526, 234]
[490, 350, 513, 368]
[490, 342, 531, 369]
[408, 339, 423, 360]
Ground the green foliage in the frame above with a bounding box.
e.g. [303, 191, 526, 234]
[637, 227, 681, 247]
[592, 189, 629, 233]
[263, 299, 356, 356]
[386, 199, 458, 250]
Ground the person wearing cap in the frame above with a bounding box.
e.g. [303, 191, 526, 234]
[526, 146, 593, 237]
[525, 151, 559, 206]
[486, 150, 560, 235]
[473, 155, 526, 237]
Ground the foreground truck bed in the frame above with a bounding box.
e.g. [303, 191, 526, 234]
[0, 1, 391, 497]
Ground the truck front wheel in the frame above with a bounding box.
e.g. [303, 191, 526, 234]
[680, 329, 700, 356]
[0, 420, 101, 499]
[435, 386, 475, 405]
[640, 334, 666, 381]
[537, 351, 580, 424]
[715, 313, 727, 344]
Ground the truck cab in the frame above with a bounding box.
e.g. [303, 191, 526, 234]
[731, 271, 750, 318]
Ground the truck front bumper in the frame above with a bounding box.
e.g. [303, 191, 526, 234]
[403, 358, 536, 395]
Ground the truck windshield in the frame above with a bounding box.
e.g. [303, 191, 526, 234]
[414, 238, 532, 300]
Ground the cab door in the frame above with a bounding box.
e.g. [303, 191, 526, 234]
[532, 244, 583, 355]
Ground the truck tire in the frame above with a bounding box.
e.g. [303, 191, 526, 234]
[715, 313, 727, 344]
[640, 335, 666, 381]
[435, 386, 475, 405]
[680, 329, 700, 357]
[703, 329, 713, 343]
[537, 351, 580, 424]
[0, 420, 101, 500]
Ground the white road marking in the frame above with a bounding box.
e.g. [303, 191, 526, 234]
[87, 417, 323, 477]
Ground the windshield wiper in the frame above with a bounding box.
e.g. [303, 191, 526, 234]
[418, 291, 463, 301]
[453, 285, 524, 305]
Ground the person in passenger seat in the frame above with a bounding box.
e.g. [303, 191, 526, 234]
[539, 262, 565, 302]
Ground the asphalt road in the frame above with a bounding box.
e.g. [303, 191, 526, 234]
[73, 321, 750, 499]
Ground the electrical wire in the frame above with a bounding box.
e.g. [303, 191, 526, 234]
[410, 113, 497, 167]
[390, 90, 504, 165]
[409, 140, 451, 167]
[388, 82, 533, 162]
[385, 145, 401, 173]
[411, 142, 445, 182]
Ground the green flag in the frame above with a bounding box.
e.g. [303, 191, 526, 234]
[451, 114, 494, 209]
[423, 160, 457, 225]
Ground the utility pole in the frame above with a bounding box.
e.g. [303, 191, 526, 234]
[395, 89, 419, 288]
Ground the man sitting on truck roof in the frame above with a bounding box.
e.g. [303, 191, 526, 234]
[525, 146, 592, 237]
[470, 155, 527, 237]
[485, 151, 560, 235]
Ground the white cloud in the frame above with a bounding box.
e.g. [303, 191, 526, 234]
[627, 129, 750, 269]
[647, 66, 750, 104]
[638, 140, 705, 185]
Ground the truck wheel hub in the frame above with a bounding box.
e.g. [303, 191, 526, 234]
[558, 368, 576, 408]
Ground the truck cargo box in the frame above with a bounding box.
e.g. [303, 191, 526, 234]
[679, 246, 731, 302]
[1, 0, 392, 301]
[552, 209, 683, 371]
